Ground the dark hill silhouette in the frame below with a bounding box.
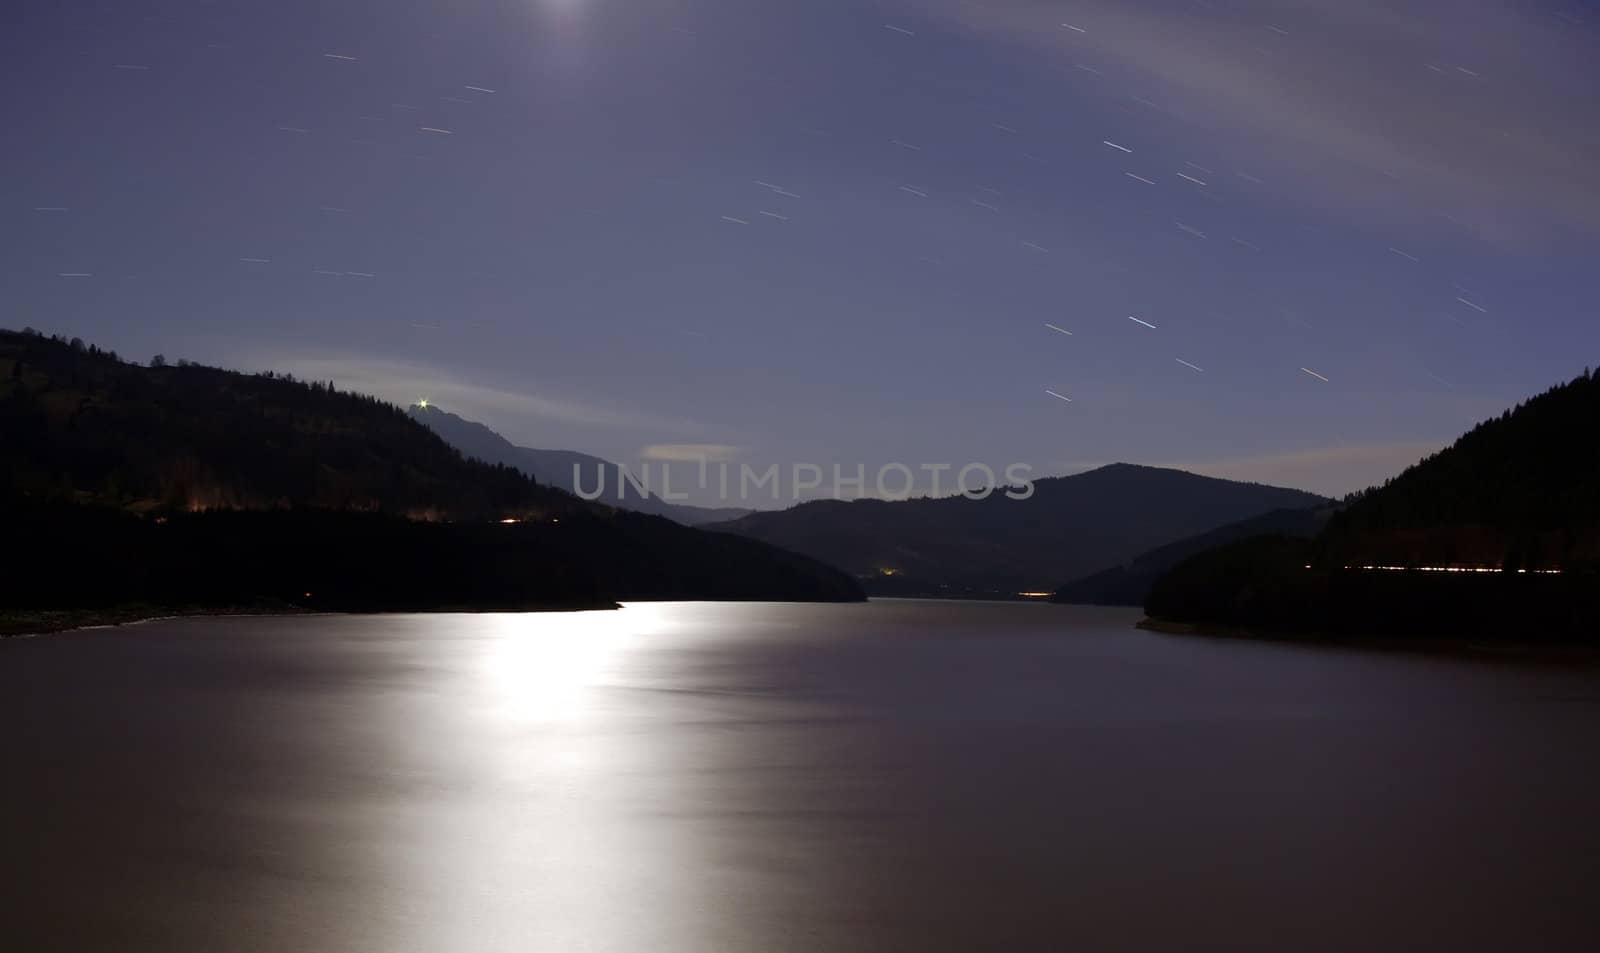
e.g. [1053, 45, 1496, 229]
[0, 328, 862, 611]
[408, 404, 750, 526]
[1315, 370, 1600, 571]
[706, 464, 1326, 595]
[1146, 368, 1600, 640]
[3, 329, 541, 519]
[1052, 505, 1334, 606]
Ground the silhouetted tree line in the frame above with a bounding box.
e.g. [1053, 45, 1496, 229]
[0, 328, 863, 611]
[1317, 368, 1600, 571]
[1145, 367, 1600, 641]
[1145, 535, 1599, 641]
[2, 328, 551, 519]
[0, 498, 863, 611]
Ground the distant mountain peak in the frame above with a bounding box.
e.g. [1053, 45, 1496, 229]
[707, 464, 1327, 595]
[406, 403, 752, 527]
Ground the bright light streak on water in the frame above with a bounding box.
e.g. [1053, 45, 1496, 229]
[4, 602, 1600, 952]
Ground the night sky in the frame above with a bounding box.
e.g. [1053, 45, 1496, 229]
[6, 0, 1598, 501]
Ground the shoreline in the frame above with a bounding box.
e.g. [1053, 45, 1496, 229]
[1137, 617, 1600, 665]
[0, 601, 623, 639]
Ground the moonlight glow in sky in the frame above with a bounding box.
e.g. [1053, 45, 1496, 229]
[5, 0, 1598, 499]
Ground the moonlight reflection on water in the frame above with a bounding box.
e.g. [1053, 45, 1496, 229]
[4, 601, 1600, 952]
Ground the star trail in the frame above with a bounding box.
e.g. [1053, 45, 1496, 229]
[5, 0, 1598, 498]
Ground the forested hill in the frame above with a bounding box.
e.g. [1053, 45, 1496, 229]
[1315, 368, 1600, 569]
[1, 328, 554, 520]
[706, 463, 1326, 595]
[1052, 504, 1334, 607]
[1144, 368, 1600, 640]
[0, 328, 864, 610]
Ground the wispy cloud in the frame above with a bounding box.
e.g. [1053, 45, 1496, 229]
[913, 0, 1600, 238]
[640, 443, 744, 462]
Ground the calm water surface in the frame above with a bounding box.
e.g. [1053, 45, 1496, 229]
[5, 601, 1600, 952]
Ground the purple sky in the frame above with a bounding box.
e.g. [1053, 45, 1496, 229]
[6, 0, 1598, 502]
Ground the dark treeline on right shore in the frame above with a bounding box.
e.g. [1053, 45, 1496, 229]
[1142, 368, 1600, 641]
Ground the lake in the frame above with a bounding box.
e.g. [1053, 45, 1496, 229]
[5, 600, 1599, 951]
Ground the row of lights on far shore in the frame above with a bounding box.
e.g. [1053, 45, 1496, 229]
[1304, 564, 1563, 574]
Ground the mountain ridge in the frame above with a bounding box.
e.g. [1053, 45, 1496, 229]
[408, 404, 751, 526]
[707, 463, 1328, 595]
[1144, 367, 1600, 639]
[1052, 504, 1336, 606]
[0, 327, 863, 609]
